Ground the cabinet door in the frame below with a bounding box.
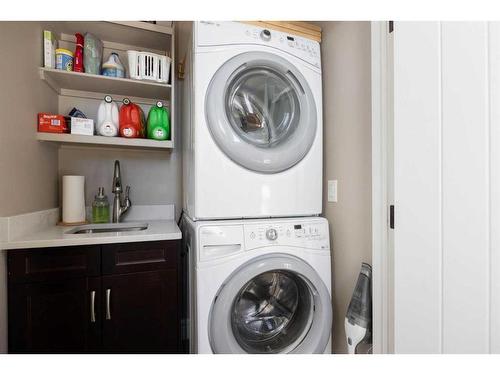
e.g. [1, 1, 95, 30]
[102, 270, 178, 353]
[8, 277, 101, 353]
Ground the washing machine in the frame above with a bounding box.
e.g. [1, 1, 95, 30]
[183, 215, 332, 354]
[182, 21, 323, 220]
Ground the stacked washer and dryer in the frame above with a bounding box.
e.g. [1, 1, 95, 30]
[182, 21, 333, 354]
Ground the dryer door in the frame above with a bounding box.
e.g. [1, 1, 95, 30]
[205, 51, 317, 173]
[208, 254, 332, 354]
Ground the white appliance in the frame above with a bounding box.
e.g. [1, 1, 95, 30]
[184, 216, 332, 354]
[182, 21, 323, 220]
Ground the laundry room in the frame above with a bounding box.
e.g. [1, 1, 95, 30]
[6, 2, 500, 375]
[0, 19, 372, 356]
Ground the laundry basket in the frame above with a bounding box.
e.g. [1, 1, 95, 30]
[127, 50, 171, 83]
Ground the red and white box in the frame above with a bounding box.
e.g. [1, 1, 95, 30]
[38, 113, 68, 133]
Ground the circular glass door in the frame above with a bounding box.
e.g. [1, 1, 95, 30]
[231, 270, 313, 353]
[205, 52, 317, 173]
[208, 254, 332, 354]
[226, 67, 300, 148]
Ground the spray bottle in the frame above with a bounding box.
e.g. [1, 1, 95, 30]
[73, 33, 84, 73]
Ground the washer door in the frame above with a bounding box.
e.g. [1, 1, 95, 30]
[205, 51, 317, 173]
[208, 254, 332, 354]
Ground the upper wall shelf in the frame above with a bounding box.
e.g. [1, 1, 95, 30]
[40, 21, 173, 51]
[39, 68, 171, 101]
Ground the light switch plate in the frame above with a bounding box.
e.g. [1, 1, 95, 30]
[328, 180, 337, 202]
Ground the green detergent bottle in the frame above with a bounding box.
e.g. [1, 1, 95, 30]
[147, 101, 170, 140]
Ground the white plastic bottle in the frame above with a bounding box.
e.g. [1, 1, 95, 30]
[96, 95, 119, 137]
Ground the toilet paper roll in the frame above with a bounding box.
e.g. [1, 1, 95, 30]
[62, 175, 86, 224]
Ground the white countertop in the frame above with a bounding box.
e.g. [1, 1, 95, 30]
[1, 220, 181, 250]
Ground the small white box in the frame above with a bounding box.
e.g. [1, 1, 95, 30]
[71, 117, 94, 136]
[43, 30, 57, 69]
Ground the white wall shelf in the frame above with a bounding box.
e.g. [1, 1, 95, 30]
[39, 68, 171, 101]
[37, 132, 173, 151]
[38, 21, 176, 153]
[41, 21, 173, 51]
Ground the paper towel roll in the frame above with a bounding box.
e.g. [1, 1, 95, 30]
[62, 175, 86, 223]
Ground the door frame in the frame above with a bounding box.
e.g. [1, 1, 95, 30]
[371, 21, 394, 354]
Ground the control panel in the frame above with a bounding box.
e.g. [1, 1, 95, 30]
[243, 219, 329, 251]
[196, 21, 321, 69]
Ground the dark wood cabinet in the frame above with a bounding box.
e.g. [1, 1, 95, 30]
[102, 270, 178, 353]
[8, 277, 101, 353]
[7, 240, 182, 354]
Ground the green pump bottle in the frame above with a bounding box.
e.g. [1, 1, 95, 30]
[147, 101, 170, 140]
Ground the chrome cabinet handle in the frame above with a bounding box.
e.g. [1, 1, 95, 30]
[106, 288, 111, 320]
[90, 290, 96, 323]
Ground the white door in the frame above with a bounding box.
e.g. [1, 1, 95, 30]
[391, 21, 500, 354]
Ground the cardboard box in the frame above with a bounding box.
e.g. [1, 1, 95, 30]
[43, 30, 57, 69]
[70, 117, 94, 136]
[38, 113, 68, 133]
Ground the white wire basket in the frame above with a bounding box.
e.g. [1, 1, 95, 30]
[127, 50, 171, 83]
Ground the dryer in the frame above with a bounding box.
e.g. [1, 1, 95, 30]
[182, 21, 323, 220]
[183, 216, 332, 354]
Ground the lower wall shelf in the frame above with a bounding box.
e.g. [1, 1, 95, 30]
[37, 132, 173, 150]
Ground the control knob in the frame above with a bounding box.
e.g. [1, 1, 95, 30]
[266, 228, 278, 241]
[260, 29, 271, 41]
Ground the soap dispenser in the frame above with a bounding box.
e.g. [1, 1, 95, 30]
[92, 187, 110, 223]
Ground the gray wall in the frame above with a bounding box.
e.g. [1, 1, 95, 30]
[0, 22, 59, 216]
[57, 96, 182, 217]
[58, 146, 181, 212]
[56, 22, 183, 219]
[316, 21, 372, 354]
[0, 21, 182, 219]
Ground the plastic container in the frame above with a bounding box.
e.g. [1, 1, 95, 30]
[92, 187, 110, 223]
[73, 33, 84, 72]
[96, 95, 119, 137]
[127, 50, 171, 83]
[84, 33, 103, 75]
[102, 52, 125, 78]
[56, 48, 74, 71]
[147, 101, 170, 140]
[119, 98, 145, 138]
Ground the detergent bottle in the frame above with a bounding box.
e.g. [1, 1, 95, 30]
[147, 101, 170, 140]
[96, 95, 119, 137]
[119, 98, 145, 138]
[102, 52, 125, 78]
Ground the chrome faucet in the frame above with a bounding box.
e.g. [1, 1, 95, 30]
[111, 160, 131, 223]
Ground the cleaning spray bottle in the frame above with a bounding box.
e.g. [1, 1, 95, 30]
[345, 263, 372, 354]
[73, 33, 84, 72]
[97, 95, 119, 137]
[147, 101, 170, 140]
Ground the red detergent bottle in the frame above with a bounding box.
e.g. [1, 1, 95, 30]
[119, 98, 145, 138]
[74, 33, 84, 72]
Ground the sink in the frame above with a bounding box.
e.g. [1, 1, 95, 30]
[65, 222, 149, 235]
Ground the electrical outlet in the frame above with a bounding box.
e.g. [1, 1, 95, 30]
[328, 180, 337, 202]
